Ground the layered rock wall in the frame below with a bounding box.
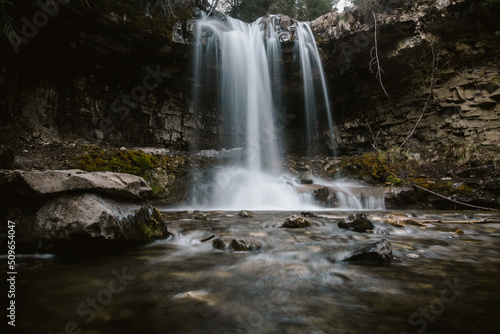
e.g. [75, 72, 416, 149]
[1, 0, 498, 159]
[312, 0, 500, 154]
[0, 1, 221, 153]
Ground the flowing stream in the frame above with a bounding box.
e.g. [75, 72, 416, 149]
[11, 210, 500, 333]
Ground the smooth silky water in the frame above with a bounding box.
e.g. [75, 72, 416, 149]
[11, 210, 500, 333]
[191, 13, 350, 212]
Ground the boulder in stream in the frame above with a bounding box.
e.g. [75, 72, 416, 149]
[237, 210, 253, 218]
[282, 215, 311, 228]
[229, 239, 260, 251]
[212, 238, 227, 251]
[343, 239, 393, 265]
[212, 238, 260, 252]
[338, 213, 374, 233]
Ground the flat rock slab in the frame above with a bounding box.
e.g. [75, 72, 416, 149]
[2, 169, 152, 199]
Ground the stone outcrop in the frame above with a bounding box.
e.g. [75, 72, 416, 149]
[0, 168, 168, 254]
[0, 1, 222, 154]
[35, 193, 169, 248]
[2, 169, 152, 199]
[2, 0, 498, 160]
[309, 0, 500, 154]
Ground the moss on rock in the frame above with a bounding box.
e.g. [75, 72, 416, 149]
[71, 147, 187, 201]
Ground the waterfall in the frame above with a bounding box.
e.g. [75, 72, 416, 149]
[294, 21, 337, 157]
[190, 13, 384, 211]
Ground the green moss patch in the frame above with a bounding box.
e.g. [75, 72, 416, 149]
[71, 147, 187, 199]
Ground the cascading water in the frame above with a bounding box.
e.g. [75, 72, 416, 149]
[191, 12, 384, 211]
[294, 21, 337, 157]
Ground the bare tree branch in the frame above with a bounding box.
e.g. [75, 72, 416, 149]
[400, 42, 439, 149]
[208, 0, 219, 15]
[412, 183, 499, 211]
[369, 11, 390, 99]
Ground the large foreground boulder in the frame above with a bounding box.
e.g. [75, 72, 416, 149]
[1, 169, 153, 199]
[1, 169, 167, 254]
[35, 193, 169, 253]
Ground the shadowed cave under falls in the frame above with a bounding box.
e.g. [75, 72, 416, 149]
[190, 13, 384, 211]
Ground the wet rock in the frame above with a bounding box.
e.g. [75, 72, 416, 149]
[35, 193, 169, 253]
[282, 215, 311, 228]
[301, 211, 318, 217]
[454, 229, 464, 235]
[237, 210, 253, 218]
[299, 178, 314, 185]
[314, 187, 337, 207]
[2, 169, 152, 200]
[229, 239, 260, 252]
[212, 238, 259, 251]
[212, 238, 227, 251]
[383, 215, 425, 228]
[343, 239, 393, 265]
[338, 213, 374, 233]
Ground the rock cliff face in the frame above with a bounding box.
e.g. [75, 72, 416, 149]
[0, 0, 499, 159]
[0, 1, 220, 155]
[311, 0, 500, 154]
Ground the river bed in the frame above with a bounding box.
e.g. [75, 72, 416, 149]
[9, 210, 500, 333]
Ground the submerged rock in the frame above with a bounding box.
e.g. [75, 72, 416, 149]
[343, 239, 393, 265]
[212, 238, 260, 252]
[212, 238, 227, 251]
[338, 213, 374, 233]
[229, 239, 260, 252]
[383, 215, 426, 228]
[282, 215, 311, 228]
